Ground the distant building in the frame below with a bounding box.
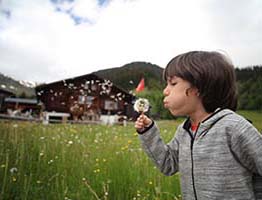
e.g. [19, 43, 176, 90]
[0, 88, 15, 112]
[3, 97, 41, 116]
[35, 73, 136, 121]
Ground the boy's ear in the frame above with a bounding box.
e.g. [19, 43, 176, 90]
[186, 87, 199, 96]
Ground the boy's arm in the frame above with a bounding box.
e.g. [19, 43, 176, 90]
[230, 119, 262, 175]
[138, 122, 179, 176]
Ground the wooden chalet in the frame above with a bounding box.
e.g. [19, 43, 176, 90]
[3, 97, 41, 116]
[0, 88, 15, 112]
[35, 73, 136, 122]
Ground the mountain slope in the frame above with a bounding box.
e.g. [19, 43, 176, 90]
[93, 62, 165, 91]
[0, 73, 36, 97]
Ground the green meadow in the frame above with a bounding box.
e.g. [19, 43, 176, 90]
[0, 111, 261, 200]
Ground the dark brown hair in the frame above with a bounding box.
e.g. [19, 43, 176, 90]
[163, 51, 238, 112]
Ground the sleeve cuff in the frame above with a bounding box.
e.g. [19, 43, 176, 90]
[136, 121, 155, 135]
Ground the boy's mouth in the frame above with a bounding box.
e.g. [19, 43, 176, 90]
[163, 100, 168, 108]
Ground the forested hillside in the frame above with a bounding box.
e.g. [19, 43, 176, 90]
[236, 66, 262, 110]
[93, 62, 165, 91]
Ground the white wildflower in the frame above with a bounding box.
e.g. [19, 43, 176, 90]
[10, 167, 18, 173]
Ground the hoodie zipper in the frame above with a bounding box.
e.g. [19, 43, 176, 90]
[188, 126, 199, 200]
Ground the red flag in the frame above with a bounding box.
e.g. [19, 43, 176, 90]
[136, 78, 145, 92]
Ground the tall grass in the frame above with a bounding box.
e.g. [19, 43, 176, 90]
[0, 121, 181, 200]
[0, 111, 261, 200]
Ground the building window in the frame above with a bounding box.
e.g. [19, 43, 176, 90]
[104, 100, 118, 110]
[78, 96, 95, 105]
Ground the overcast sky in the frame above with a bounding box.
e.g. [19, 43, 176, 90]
[0, 0, 262, 84]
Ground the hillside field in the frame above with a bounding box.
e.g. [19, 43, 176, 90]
[0, 111, 261, 200]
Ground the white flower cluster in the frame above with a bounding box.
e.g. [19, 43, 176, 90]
[133, 98, 150, 113]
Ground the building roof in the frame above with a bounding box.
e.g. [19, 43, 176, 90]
[0, 88, 15, 96]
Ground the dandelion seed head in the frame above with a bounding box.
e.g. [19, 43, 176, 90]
[133, 98, 150, 113]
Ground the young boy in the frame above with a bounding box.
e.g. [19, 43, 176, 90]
[135, 51, 262, 200]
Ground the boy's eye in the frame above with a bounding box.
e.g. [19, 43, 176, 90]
[170, 82, 177, 86]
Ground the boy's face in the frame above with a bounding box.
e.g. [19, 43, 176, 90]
[163, 76, 200, 116]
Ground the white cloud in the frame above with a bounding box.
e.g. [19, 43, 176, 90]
[0, 0, 262, 83]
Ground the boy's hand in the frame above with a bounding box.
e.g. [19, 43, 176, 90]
[135, 113, 152, 132]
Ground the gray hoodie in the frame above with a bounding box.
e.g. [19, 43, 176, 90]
[139, 109, 262, 200]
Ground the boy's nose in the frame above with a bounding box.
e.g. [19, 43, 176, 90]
[163, 86, 169, 96]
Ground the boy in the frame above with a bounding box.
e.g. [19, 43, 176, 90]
[135, 51, 262, 200]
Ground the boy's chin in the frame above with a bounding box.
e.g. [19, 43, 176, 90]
[170, 109, 185, 117]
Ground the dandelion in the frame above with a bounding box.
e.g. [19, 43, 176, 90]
[133, 98, 150, 113]
[95, 158, 99, 162]
[12, 177, 17, 182]
[68, 140, 73, 145]
[37, 180, 41, 184]
[1, 164, 5, 168]
[149, 181, 153, 185]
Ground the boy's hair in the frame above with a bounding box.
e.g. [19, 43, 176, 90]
[163, 51, 238, 112]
